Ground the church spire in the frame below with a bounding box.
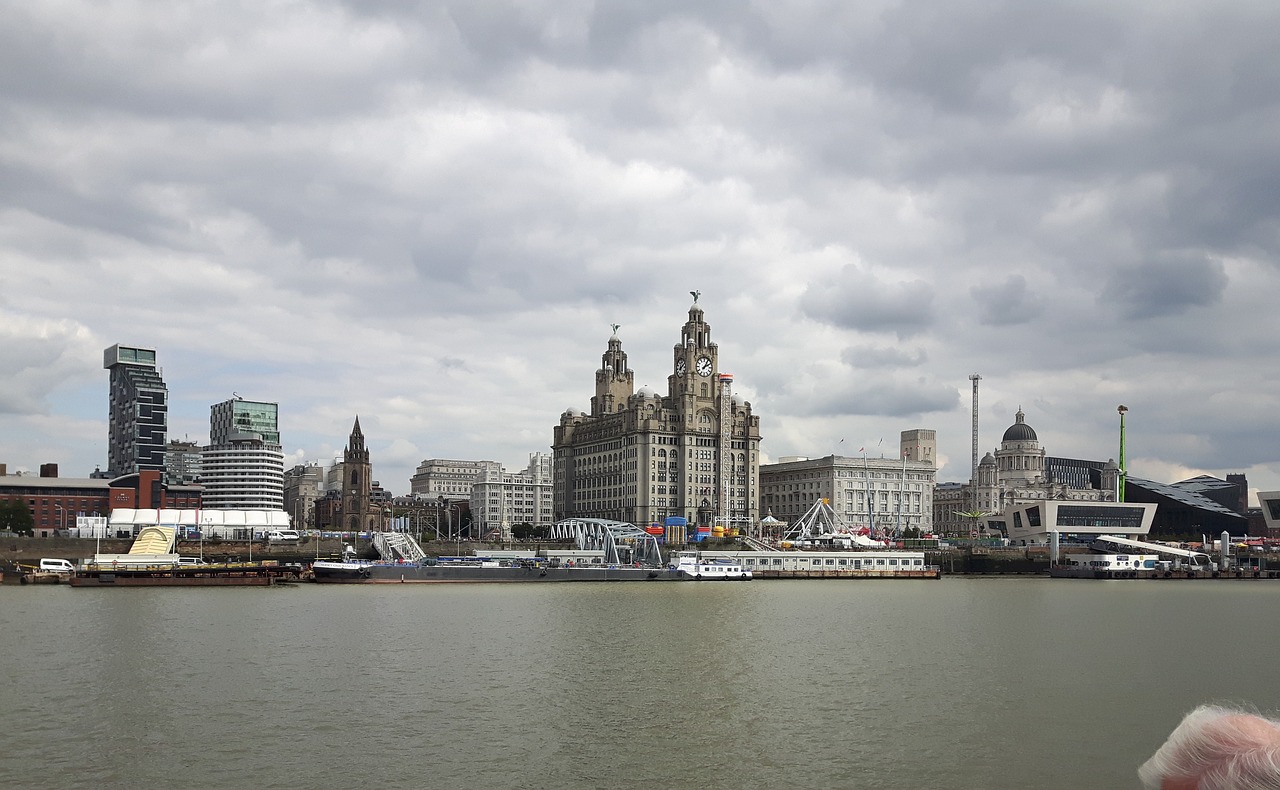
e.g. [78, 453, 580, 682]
[346, 415, 368, 461]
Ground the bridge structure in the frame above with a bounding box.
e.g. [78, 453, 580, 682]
[368, 518, 666, 566]
[545, 518, 665, 566]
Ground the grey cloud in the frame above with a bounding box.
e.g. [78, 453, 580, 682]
[840, 344, 928, 368]
[802, 378, 960, 419]
[971, 275, 1043, 326]
[800, 265, 934, 337]
[1102, 254, 1227, 320]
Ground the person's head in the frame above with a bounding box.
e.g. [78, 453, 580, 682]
[1139, 705, 1280, 790]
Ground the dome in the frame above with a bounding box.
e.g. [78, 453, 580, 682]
[637, 385, 656, 398]
[731, 394, 743, 406]
[979, 452, 996, 466]
[1001, 408, 1038, 442]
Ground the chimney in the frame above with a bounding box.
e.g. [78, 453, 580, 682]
[40, 463, 58, 478]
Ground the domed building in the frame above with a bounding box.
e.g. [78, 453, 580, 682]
[935, 408, 1120, 535]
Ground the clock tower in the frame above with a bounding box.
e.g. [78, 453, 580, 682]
[553, 293, 762, 532]
[668, 293, 719, 409]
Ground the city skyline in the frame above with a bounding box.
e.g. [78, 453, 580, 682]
[2, 2, 1278, 500]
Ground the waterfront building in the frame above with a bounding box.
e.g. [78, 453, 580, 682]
[1123, 475, 1248, 538]
[165, 440, 202, 485]
[759, 430, 938, 536]
[1259, 491, 1280, 538]
[552, 297, 762, 528]
[999, 499, 1158, 545]
[199, 435, 285, 510]
[409, 458, 497, 499]
[283, 463, 325, 532]
[0, 467, 199, 537]
[471, 453, 554, 541]
[210, 398, 280, 445]
[201, 397, 284, 510]
[932, 409, 1120, 536]
[104, 344, 168, 477]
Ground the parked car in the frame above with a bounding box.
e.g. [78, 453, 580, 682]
[266, 529, 302, 544]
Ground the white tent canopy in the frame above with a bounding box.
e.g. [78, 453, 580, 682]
[107, 509, 290, 539]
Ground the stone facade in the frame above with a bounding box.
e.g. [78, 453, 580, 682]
[760, 430, 938, 535]
[932, 409, 1119, 536]
[553, 298, 762, 528]
[337, 417, 382, 533]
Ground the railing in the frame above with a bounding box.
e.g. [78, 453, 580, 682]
[372, 531, 427, 563]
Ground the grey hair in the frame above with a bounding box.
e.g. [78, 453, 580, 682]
[1139, 704, 1280, 790]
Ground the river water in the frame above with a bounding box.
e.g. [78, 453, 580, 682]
[2, 578, 1276, 790]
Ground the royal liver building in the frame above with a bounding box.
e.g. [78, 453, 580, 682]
[553, 296, 762, 529]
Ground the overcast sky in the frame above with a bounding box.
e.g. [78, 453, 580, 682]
[3, 1, 1279, 504]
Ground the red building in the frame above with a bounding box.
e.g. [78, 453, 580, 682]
[0, 464, 202, 537]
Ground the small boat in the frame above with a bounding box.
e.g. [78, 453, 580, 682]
[1048, 553, 1160, 579]
[672, 551, 752, 580]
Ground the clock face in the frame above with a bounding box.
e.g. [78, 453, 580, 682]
[675, 358, 687, 376]
[696, 356, 712, 377]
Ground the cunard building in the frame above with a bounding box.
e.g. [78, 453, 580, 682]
[553, 295, 762, 529]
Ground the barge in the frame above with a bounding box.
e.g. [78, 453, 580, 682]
[72, 561, 302, 587]
[71, 524, 302, 587]
[311, 557, 682, 583]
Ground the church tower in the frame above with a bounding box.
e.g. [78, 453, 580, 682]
[340, 416, 375, 533]
[590, 326, 634, 416]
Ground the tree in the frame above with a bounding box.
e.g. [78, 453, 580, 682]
[0, 500, 35, 536]
[510, 522, 537, 542]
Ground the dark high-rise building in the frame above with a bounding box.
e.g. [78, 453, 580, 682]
[104, 344, 168, 477]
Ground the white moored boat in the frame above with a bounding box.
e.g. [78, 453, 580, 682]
[673, 551, 752, 580]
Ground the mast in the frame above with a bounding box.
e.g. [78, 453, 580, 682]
[717, 373, 733, 530]
[969, 373, 981, 511]
[1118, 405, 1128, 502]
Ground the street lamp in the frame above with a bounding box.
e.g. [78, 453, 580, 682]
[1117, 405, 1129, 502]
[54, 503, 66, 536]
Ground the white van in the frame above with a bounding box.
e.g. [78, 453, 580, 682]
[266, 529, 301, 544]
[177, 557, 209, 566]
[39, 558, 76, 573]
